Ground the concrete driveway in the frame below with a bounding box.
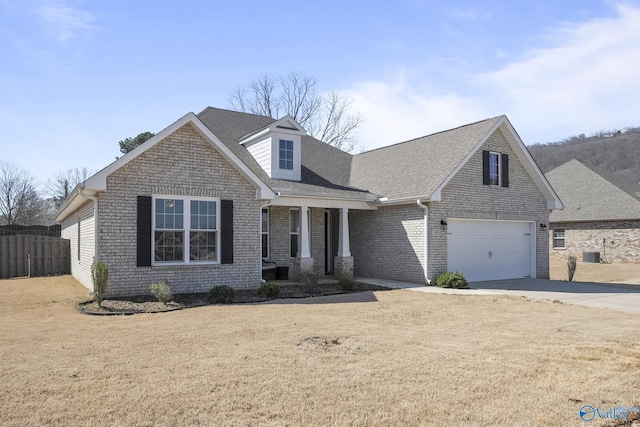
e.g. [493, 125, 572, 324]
[357, 277, 640, 314]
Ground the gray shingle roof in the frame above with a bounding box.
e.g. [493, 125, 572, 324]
[546, 159, 640, 222]
[349, 116, 504, 199]
[197, 107, 371, 200]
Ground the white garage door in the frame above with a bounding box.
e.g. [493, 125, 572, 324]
[447, 219, 533, 282]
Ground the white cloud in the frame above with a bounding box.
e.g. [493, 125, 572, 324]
[346, 3, 640, 148]
[34, 0, 94, 43]
[344, 76, 489, 150]
[479, 3, 640, 142]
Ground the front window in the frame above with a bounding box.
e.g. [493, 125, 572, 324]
[290, 209, 299, 257]
[489, 152, 500, 186]
[189, 200, 217, 261]
[155, 199, 184, 262]
[553, 229, 565, 248]
[279, 139, 294, 170]
[154, 197, 219, 264]
[261, 208, 269, 259]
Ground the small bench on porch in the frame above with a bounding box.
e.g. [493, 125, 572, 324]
[262, 260, 289, 281]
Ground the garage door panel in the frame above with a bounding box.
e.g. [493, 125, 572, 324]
[447, 220, 532, 282]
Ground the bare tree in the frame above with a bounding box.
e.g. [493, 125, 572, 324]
[307, 91, 362, 151]
[0, 160, 45, 225]
[48, 167, 92, 207]
[229, 72, 362, 152]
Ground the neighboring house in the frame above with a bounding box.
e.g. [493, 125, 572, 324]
[546, 159, 640, 263]
[56, 108, 562, 297]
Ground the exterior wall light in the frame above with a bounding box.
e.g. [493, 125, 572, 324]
[441, 219, 448, 231]
[540, 223, 547, 229]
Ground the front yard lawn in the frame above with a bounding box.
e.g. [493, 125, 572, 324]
[1, 276, 639, 426]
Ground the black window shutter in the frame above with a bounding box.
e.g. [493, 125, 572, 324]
[137, 196, 152, 267]
[221, 200, 234, 264]
[482, 150, 490, 185]
[501, 153, 509, 188]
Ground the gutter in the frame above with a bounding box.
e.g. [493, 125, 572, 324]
[416, 199, 431, 285]
[77, 184, 99, 259]
[378, 195, 432, 206]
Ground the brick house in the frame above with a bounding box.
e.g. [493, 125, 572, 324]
[546, 159, 640, 263]
[56, 108, 562, 297]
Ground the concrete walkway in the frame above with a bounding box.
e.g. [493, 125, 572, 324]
[357, 277, 640, 315]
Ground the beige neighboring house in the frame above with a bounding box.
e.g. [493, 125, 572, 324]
[546, 159, 640, 263]
[55, 108, 561, 297]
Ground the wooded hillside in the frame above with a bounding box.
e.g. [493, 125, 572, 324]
[528, 127, 640, 185]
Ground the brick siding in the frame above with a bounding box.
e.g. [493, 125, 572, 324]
[350, 128, 550, 284]
[350, 204, 426, 283]
[550, 221, 640, 263]
[429, 128, 550, 280]
[96, 123, 262, 297]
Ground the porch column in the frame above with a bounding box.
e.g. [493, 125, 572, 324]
[300, 205, 311, 258]
[298, 205, 314, 275]
[337, 207, 351, 257]
[335, 207, 354, 278]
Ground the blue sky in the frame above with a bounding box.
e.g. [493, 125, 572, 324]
[2, 0, 640, 190]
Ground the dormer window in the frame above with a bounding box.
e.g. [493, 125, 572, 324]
[279, 139, 294, 170]
[240, 116, 305, 181]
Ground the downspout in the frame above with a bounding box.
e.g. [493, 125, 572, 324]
[77, 183, 99, 260]
[416, 200, 431, 285]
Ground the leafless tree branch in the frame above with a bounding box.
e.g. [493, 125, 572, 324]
[0, 161, 48, 225]
[229, 72, 362, 151]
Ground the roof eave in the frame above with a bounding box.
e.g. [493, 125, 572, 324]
[376, 195, 433, 206]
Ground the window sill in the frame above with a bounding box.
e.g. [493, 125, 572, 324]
[152, 261, 220, 267]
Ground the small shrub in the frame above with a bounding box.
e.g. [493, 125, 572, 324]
[338, 275, 356, 291]
[435, 271, 468, 289]
[150, 280, 172, 304]
[299, 270, 319, 295]
[567, 255, 577, 281]
[208, 285, 236, 304]
[91, 258, 108, 305]
[257, 282, 281, 299]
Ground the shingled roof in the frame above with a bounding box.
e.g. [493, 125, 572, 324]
[546, 159, 640, 222]
[350, 116, 504, 200]
[197, 107, 371, 200]
[196, 108, 561, 207]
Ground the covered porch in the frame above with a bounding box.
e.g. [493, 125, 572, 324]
[261, 195, 377, 280]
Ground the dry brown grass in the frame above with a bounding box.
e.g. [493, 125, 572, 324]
[550, 258, 640, 285]
[1, 276, 640, 426]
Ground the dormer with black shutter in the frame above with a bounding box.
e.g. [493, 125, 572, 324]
[240, 116, 306, 182]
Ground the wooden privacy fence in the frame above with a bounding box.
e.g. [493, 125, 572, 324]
[0, 235, 70, 279]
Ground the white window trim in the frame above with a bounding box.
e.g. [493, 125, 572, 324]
[489, 151, 501, 187]
[261, 208, 269, 259]
[152, 195, 221, 266]
[553, 228, 566, 249]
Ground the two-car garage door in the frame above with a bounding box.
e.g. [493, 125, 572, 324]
[447, 219, 534, 282]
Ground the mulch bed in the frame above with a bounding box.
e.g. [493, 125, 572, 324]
[78, 282, 390, 315]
